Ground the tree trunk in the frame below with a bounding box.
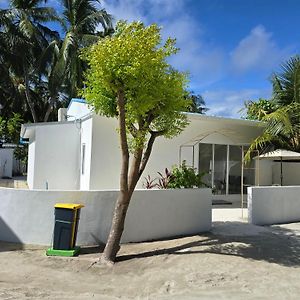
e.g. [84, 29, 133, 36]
[101, 191, 131, 263]
[44, 102, 53, 122]
[23, 65, 38, 123]
[100, 94, 162, 264]
[101, 90, 131, 264]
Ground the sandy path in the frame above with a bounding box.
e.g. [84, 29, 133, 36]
[1, 221, 300, 299]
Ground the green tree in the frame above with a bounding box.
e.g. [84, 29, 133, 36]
[0, 0, 61, 122]
[42, 0, 113, 121]
[246, 56, 300, 159]
[185, 91, 208, 114]
[0, 0, 113, 123]
[272, 55, 300, 106]
[243, 98, 277, 121]
[59, 0, 113, 94]
[82, 21, 190, 264]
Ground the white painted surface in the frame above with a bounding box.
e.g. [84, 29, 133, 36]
[67, 100, 92, 120]
[0, 188, 211, 245]
[272, 163, 300, 186]
[85, 114, 263, 190]
[23, 102, 264, 191]
[80, 118, 93, 190]
[0, 149, 14, 178]
[89, 116, 120, 190]
[58, 108, 67, 122]
[27, 123, 81, 190]
[27, 140, 35, 189]
[255, 159, 273, 186]
[248, 186, 300, 225]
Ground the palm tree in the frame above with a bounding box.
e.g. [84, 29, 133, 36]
[272, 55, 300, 106]
[185, 91, 208, 114]
[246, 56, 300, 159]
[0, 0, 61, 122]
[42, 0, 114, 120]
[59, 0, 113, 96]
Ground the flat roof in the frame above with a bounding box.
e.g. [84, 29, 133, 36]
[20, 110, 262, 140]
[21, 121, 75, 139]
[185, 112, 262, 127]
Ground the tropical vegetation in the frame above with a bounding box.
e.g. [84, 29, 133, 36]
[244, 55, 300, 158]
[143, 162, 207, 189]
[0, 0, 113, 126]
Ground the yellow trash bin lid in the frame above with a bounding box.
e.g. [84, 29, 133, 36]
[55, 203, 84, 210]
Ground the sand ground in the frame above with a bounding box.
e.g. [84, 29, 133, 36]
[1, 209, 300, 299]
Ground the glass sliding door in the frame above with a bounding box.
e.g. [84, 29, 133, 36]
[242, 146, 255, 193]
[199, 143, 213, 188]
[213, 144, 227, 194]
[228, 145, 242, 194]
[198, 143, 251, 195]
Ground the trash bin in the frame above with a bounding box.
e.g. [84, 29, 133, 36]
[46, 203, 84, 257]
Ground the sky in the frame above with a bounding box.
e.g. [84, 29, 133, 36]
[1, 0, 300, 118]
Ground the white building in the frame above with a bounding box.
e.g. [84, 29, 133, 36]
[0, 146, 25, 178]
[21, 98, 268, 201]
[0, 148, 14, 178]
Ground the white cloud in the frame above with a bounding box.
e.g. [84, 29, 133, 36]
[102, 0, 225, 88]
[102, 0, 145, 23]
[231, 25, 291, 73]
[204, 88, 271, 118]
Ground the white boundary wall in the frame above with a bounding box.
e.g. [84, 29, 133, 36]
[0, 149, 14, 178]
[0, 188, 211, 245]
[248, 186, 300, 225]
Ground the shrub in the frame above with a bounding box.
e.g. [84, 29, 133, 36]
[143, 162, 207, 189]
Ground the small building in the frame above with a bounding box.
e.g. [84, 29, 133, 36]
[0, 147, 14, 178]
[0, 144, 25, 178]
[20, 98, 267, 203]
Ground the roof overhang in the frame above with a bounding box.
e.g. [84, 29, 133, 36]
[185, 112, 264, 128]
[20, 121, 75, 140]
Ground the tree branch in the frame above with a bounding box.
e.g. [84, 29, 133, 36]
[128, 123, 138, 138]
[138, 130, 165, 178]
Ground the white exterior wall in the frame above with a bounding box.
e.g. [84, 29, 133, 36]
[89, 116, 120, 189]
[0, 149, 14, 178]
[30, 123, 80, 190]
[67, 100, 92, 120]
[255, 159, 273, 186]
[27, 140, 35, 189]
[0, 187, 211, 245]
[86, 114, 263, 190]
[80, 118, 93, 190]
[248, 186, 300, 225]
[272, 162, 300, 186]
[139, 117, 262, 189]
[254, 161, 300, 186]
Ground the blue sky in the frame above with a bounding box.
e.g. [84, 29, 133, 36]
[2, 0, 300, 118]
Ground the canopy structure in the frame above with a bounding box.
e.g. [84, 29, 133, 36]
[256, 149, 300, 186]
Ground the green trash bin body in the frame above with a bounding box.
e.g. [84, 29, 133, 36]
[48, 203, 84, 255]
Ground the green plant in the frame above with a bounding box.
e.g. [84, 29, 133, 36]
[168, 161, 207, 189]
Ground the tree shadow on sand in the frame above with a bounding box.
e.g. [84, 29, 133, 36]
[116, 221, 300, 267]
[0, 217, 24, 252]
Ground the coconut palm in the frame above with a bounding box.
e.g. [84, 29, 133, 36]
[272, 55, 300, 106]
[0, 0, 61, 122]
[58, 0, 113, 96]
[42, 0, 114, 120]
[246, 56, 300, 159]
